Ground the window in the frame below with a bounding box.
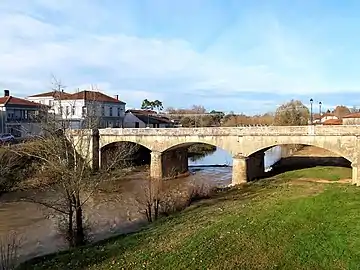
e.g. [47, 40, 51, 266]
[49, 100, 53, 106]
[101, 106, 105, 116]
[109, 107, 113, 117]
[117, 107, 121, 116]
[82, 106, 87, 117]
[59, 106, 63, 115]
[135, 122, 139, 128]
[72, 106, 75, 115]
[66, 106, 69, 116]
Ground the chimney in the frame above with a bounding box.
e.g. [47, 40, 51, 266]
[114, 95, 119, 100]
[4, 90, 9, 97]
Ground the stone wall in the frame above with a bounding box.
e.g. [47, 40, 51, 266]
[162, 148, 188, 178]
[247, 152, 265, 181]
[280, 144, 304, 158]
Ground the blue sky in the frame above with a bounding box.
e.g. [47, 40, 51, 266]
[1, 0, 360, 114]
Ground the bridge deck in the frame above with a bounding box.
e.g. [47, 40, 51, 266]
[98, 125, 360, 136]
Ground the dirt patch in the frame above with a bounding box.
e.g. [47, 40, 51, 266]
[292, 178, 351, 184]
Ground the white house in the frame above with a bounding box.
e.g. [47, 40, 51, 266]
[28, 90, 126, 129]
[123, 110, 173, 128]
[342, 113, 360, 125]
[313, 113, 339, 125]
[0, 90, 43, 137]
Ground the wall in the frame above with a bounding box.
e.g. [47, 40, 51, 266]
[246, 151, 265, 181]
[51, 99, 125, 128]
[27, 96, 54, 107]
[321, 115, 338, 123]
[123, 113, 146, 128]
[343, 118, 360, 125]
[162, 148, 188, 178]
[280, 144, 304, 158]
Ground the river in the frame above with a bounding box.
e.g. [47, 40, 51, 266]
[0, 146, 282, 263]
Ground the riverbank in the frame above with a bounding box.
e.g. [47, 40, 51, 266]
[18, 166, 358, 270]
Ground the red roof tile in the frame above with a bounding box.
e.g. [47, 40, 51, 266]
[0, 96, 43, 107]
[62, 90, 125, 104]
[342, 113, 360, 119]
[29, 91, 71, 98]
[323, 119, 342, 125]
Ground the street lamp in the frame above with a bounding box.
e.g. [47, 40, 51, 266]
[310, 98, 313, 124]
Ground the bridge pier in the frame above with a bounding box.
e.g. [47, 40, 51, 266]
[352, 162, 359, 185]
[150, 151, 163, 179]
[150, 149, 189, 179]
[232, 155, 248, 185]
[247, 152, 265, 181]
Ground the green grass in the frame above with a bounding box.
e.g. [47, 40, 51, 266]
[276, 166, 352, 181]
[19, 166, 360, 270]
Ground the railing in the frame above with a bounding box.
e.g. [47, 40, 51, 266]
[98, 125, 360, 136]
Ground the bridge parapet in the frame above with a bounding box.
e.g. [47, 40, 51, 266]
[99, 125, 360, 136]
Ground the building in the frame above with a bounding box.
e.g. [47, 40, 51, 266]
[0, 90, 43, 137]
[28, 90, 126, 129]
[123, 110, 173, 128]
[342, 113, 360, 125]
[313, 113, 339, 125]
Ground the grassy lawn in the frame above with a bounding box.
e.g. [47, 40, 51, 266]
[19, 166, 360, 270]
[276, 166, 352, 181]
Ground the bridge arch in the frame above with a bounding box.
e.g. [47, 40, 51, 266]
[99, 140, 152, 170]
[247, 142, 352, 163]
[244, 135, 354, 163]
[100, 139, 155, 152]
[162, 140, 235, 156]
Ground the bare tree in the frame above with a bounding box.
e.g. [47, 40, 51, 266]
[12, 78, 137, 247]
[274, 100, 309, 126]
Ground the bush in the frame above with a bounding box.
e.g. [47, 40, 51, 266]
[137, 179, 217, 222]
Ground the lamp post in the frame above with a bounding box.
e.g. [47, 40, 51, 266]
[310, 98, 313, 124]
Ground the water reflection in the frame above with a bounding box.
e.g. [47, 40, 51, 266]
[188, 145, 283, 170]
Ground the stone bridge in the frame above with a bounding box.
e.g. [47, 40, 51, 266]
[71, 125, 360, 186]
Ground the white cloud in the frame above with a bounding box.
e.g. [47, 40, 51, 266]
[0, 1, 357, 111]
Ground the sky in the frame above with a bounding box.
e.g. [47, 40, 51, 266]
[1, 0, 360, 114]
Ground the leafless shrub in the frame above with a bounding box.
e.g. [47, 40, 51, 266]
[186, 182, 217, 205]
[137, 178, 217, 222]
[136, 177, 164, 223]
[0, 232, 21, 270]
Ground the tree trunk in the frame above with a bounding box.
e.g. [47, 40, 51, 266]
[67, 202, 74, 247]
[74, 194, 85, 247]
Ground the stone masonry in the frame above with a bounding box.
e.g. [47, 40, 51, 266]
[70, 126, 360, 185]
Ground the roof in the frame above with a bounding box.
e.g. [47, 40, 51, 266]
[314, 113, 337, 120]
[0, 96, 43, 107]
[28, 90, 125, 104]
[127, 109, 157, 115]
[321, 112, 336, 118]
[28, 91, 71, 98]
[342, 113, 360, 119]
[322, 119, 342, 125]
[126, 109, 172, 124]
[62, 90, 125, 104]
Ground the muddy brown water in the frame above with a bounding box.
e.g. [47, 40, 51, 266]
[0, 167, 232, 263]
